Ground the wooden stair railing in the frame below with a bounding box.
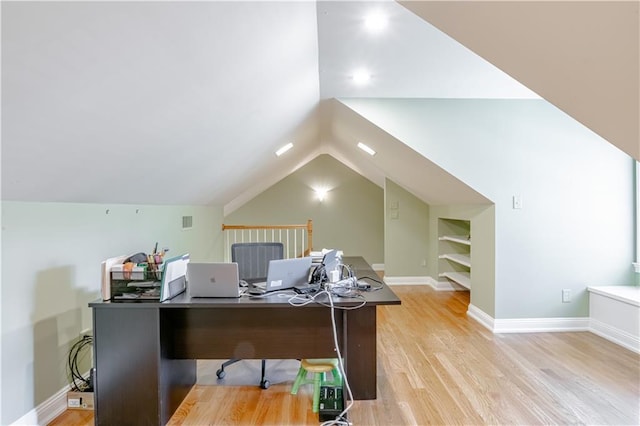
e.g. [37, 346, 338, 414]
[222, 219, 313, 261]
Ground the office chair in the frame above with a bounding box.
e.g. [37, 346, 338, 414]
[215, 242, 284, 389]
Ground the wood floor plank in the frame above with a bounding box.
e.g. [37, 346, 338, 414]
[49, 285, 639, 425]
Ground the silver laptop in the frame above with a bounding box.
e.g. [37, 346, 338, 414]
[252, 257, 313, 294]
[188, 262, 241, 298]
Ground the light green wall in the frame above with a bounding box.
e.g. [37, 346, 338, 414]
[429, 204, 495, 317]
[384, 178, 430, 276]
[342, 98, 634, 319]
[382, 177, 495, 314]
[226, 154, 384, 265]
[1, 201, 223, 424]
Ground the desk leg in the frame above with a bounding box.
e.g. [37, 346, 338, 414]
[344, 305, 377, 400]
[93, 307, 195, 425]
[160, 312, 196, 424]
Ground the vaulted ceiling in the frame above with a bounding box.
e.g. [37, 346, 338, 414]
[2, 1, 637, 214]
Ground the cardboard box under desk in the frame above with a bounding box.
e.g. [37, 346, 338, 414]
[67, 391, 94, 410]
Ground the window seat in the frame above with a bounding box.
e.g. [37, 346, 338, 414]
[587, 285, 639, 353]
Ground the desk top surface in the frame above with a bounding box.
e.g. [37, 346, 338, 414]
[90, 256, 401, 309]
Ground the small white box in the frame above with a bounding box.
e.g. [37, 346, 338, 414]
[67, 391, 94, 410]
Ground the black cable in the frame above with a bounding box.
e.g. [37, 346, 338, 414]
[67, 335, 93, 392]
[68, 338, 88, 390]
[356, 275, 384, 291]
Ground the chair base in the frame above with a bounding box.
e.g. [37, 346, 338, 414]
[216, 359, 270, 389]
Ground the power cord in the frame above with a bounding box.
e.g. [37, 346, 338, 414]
[321, 290, 354, 426]
[67, 335, 93, 392]
[287, 290, 355, 425]
[287, 289, 364, 425]
[355, 275, 384, 291]
[243, 267, 369, 424]
[287, 291, 366, 310]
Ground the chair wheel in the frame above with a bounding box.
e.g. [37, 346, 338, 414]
[216, 369, 225, 379]
[260, 379, 270, 389]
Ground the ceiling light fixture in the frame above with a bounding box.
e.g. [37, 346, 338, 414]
[351, 69, 371, 85]
[357, 142, 376, 156]
[364, 11, 388, 33]
[275, 142, 293, 156]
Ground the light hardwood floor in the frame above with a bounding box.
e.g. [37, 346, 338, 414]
[50, 286, 639, 425]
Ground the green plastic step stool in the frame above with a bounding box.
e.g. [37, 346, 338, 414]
[290, 358, 342, 412]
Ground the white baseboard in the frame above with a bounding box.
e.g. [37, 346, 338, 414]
[467, 304, 589, 333]
[383, 275, 430, 286]
[11, 370, 91, 426]
[384, 275, 461, 291]
[467, 304, 495, 331]
[468, 304, 636, 352]
[494, 317, 590, 333]
[371, 263, 384, 272]
[590, 318, 640, 353]
[11, 385, 68, 426]
[433, 279, 465, 291]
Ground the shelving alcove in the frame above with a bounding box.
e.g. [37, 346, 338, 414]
[437, 218, 471, 290]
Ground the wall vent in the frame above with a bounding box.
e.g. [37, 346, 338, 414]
[182, 215, 193, 230]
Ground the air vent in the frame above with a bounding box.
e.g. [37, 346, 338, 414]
[182, 215, 193, 230]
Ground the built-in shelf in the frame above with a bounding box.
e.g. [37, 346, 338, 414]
[438, 235, 471, 246]
[438, 253, 471, 268]
[438, 271, 471, 289]
[438, 219, 471, 291]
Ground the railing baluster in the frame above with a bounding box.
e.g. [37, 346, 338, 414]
[286, 229, 290, 259]
[222, 221, 313, 260]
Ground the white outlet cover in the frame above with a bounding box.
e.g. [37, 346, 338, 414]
[512, 195, 523, 209]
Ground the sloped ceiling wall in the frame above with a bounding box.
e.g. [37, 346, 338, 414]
[1, 1, 322, 206]
[401, 0, 640, 161]
[2, 1, 635, 213]
[326, 99, 490, 205]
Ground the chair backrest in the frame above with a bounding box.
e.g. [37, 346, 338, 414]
[231, 242, 284, 284]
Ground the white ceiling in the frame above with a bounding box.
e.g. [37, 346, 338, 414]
[316, 0, 537, 99]
[3, 1, 629, 213]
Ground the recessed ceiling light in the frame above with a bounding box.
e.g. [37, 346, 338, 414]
[351, 69, 371, 85]
[275, 142, 293, 156]
[357, 142, 376, 156]
[364, 11, 388, 33]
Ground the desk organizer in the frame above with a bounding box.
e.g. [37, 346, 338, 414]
[110, 265, 163, 300]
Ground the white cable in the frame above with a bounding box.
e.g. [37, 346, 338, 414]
[287, 291, 366, 310]
[243, 275, 363, 424]
[286, 290, 354, 425]
[321, 289, 354, 426]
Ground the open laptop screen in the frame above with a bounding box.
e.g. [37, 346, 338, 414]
[257, 257, 312, 292]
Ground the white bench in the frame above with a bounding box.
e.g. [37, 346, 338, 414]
[588, 285, 639, 353]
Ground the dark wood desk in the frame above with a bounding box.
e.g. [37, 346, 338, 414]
[90, 256, 400, 425]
